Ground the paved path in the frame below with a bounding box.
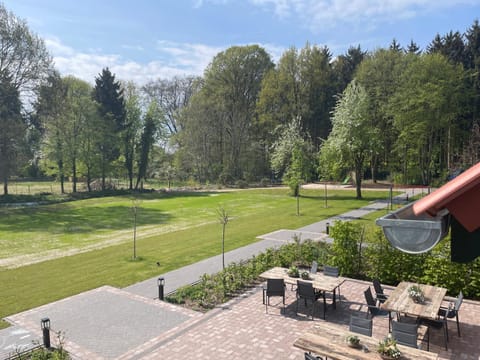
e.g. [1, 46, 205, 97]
[0, 187, 422, 359]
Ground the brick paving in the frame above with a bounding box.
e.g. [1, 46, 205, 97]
[137, 279, 480, 360]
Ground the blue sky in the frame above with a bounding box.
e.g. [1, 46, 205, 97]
[4, 0, 480, 84]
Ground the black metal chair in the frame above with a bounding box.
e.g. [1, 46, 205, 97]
[263, 278, 285, 313]
[296, 280, 325, 320]
[323, 265, 341, 302]
[363, 286, 389, 317]
[372, 278, 388, 304]
[349, 315, 373, 337]
[392, 320, 421, 349]
[304, 352, 323, 360]
[438, 291, 463, 338]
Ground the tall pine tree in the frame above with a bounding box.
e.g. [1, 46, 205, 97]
[92, 68, 126, 190]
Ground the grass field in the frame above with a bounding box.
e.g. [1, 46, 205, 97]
[0, 187, 396, 328]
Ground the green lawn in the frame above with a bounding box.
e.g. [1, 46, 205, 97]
[0, 188, 396, 327]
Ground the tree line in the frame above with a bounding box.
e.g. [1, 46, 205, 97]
[1, 2, 480, 196]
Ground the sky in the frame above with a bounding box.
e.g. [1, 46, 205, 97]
[3, 0, 480, 85]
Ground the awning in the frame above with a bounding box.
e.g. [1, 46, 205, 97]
[413, 161, 480, 232]
[376, 162, 480, 262]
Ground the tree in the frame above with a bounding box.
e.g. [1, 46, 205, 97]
[271, 117, 315, 197]
[135, 102, 159, 189]
[0, 70, 23, 195]
[0, 4, 52, 95]
[388, 53, 465, 184]
[142, 76, 199, 143]
[405, 40, 421, 55]
[257, 44, 336, 147]
[34, 72, 68, 193]
[179, 45, 273, 183]
[217, 207, 230, 270]
[320, 80, 376, 199]
[356, 49, 411, 181]
[333, 45, 367, 94]
[63, 77, 96, 192]
[92, 68, 126, 190]
[123, 82, 143, 189]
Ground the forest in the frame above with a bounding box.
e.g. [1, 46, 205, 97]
[1, 2, 480, 196]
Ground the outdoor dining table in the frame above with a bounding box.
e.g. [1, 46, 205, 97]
[259, 267, 345, 319]
[381, 281, 447, 320]
[293, 322, 439, 360]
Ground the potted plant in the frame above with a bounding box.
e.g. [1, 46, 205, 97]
[287, 265, 299, 278]
[300, 271, 310, 280]
[408, 284, 425, 303]
[346, 335, 361, 348]
[377, 334, 401, 359]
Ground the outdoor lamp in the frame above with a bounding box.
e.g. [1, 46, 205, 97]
[41, 317, 51, 348]
[40, 317, 50, 330]
[326, 222, 330, 235]
[158, 277, 165, 300]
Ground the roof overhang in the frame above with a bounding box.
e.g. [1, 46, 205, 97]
[376, 162, 480, 259]
[413, 161, 480, 232]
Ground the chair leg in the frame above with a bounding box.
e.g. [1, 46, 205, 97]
[443, 322, 448, 350]
[456, 314, 461, 337]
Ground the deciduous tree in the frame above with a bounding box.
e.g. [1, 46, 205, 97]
[0, 70, 23, 195]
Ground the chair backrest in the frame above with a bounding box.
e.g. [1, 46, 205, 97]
[267, 278, 285, 296]
[304, 352, 321, 360]
[454, 291, 463, 312]
[446, 291, 463, 318]
[372, 279, 384, 295]
[363, 287, 379, 316]
[323, 265, 339, 277]
[349, 315, 373, 337]
[310, 261, 318, 274]
[297, 280, 315, 299]
[392, 320, 418, 348]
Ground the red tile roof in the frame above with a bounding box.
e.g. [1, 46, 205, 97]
[413, 162, 480, 232]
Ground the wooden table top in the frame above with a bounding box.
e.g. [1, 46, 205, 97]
[293, 322, 438, 360]
[259, 267, 345, 292]
[381, 281, 447, 320]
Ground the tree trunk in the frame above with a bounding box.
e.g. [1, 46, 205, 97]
[72, 157, 77, 193]
[355, 160, 363, 199]
[58, 159, 65, 194]
[3, 177, 8, 195]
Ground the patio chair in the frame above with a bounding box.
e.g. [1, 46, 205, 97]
[363, 286, 389, 318]
[263, 278, 285, 314]
[304, 352, 324, 360]
[392, 319, 422, 349]
[438, 291, 463, 338]
[323, 265, 341, 302]
[418, 314, 448, 351]
[349, 315, 373, 337]
[310, 260, 318, 274]
[296, 280, 325, 320]
[372, 278, 388, 304]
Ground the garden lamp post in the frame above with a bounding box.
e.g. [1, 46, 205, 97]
[41, 317, 50, 349]
[158, 277, 165, 300]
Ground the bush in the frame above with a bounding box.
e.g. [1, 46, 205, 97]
[235, 179, 249, 189]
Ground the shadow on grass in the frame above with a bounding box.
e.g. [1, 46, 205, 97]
[0, 205, 172, 234]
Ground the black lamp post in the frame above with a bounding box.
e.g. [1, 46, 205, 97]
[326, 222, 330, 235]
[158, 277, 165, 300]
[41, 317, 51, 349]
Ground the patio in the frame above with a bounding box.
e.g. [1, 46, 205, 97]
[144, 278, 480, 360]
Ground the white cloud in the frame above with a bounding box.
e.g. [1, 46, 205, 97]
[45, 38, 288, 85]
[249, 0, 478, 32]
[45, 38, 225, 84]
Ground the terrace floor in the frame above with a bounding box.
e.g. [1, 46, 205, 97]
[139, 278, 480, 360]
[4, 277, 480, 359]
